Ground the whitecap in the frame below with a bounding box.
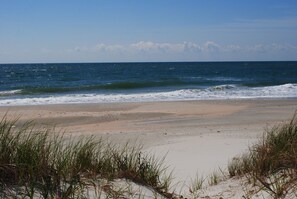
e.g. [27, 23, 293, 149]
[0, 83, 296, 106]
[0, 89, 23, 96]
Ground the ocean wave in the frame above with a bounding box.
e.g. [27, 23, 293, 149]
[180, 76, 244, 82]
[11, 81, 188, 95]
[0, 83, 296, 106]
[102, 81, 185, 89]
[205, 77, 244, 82]
[0, 89, 23, 96]
[208, 84, 237, 91]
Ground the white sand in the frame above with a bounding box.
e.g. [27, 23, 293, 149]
[1, 99, 296, 197]
[147, 134, 255, 192]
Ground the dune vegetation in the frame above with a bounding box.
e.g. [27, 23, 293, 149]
[1, 112, 296, 198]
[228, 112, 297, 198]
[0, 116, 173, 198]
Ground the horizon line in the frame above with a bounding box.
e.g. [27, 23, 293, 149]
[1, 60, 297, 65]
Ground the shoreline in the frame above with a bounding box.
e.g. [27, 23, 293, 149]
[1, 99, 296, 193]
[1, 96, 297, 107]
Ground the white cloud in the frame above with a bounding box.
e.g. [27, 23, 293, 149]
[69, 41, 203, 54]
[203, 41, 221, 52]
[66, 41, 297, 61]
[183, 42, 202, 52]
[129, 41, 203, 53]
[131, 41, 158, 51]
[201, 42, 297, 54]
[245, 43, 297, 54]
[93, 44, 124, 52]
[71, 41, 297, 54]
[225, 45, 242, 52]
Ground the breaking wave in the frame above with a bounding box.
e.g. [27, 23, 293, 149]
[0, 83, 296, 106]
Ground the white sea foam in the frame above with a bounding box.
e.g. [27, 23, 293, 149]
[0, 84, 296, 106]
[208, 84, 236, 91]
[0, 89, 23, 96]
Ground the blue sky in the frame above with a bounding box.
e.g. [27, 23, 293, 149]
[0, 0, 297, 63]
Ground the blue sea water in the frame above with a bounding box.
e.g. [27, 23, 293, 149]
[0, 62, 296, 105]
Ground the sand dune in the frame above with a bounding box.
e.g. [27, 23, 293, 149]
[1, 99, 296, 196]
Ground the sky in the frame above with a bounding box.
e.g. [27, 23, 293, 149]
[0, 0, 297, 63]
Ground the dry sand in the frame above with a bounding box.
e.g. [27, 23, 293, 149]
[1, 99, 297, 195]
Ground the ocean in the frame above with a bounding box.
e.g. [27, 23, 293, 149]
[0, 62, 296, 106]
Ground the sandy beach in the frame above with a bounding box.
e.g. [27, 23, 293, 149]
[1, 99, 297, 194]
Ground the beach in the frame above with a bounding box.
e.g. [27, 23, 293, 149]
[1, 99, 296, 193]
[1, 0, 297, 196]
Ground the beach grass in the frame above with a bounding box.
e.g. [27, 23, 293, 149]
[186, 173, 204, 199]
[0, 115, 173, 198]
[2, 111, 297, 198]
[228, 112, 297, 198]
